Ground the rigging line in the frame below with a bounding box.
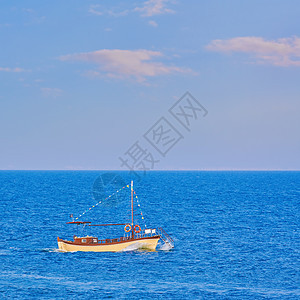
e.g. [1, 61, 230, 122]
[75, 185, 130, 220]
[75, 185, 146, 222]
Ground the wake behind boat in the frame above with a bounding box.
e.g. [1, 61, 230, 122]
[57, 181, 174, 252]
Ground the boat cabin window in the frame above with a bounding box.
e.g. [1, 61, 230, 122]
[93, 239, 97, 243]
[81, 239, 87, 243]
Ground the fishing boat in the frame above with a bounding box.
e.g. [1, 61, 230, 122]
[57, 181, 174, 252]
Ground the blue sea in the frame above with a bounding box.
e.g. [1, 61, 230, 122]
[0, 171, 299, 299]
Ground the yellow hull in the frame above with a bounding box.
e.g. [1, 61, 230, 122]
[57, 236, 160, 252]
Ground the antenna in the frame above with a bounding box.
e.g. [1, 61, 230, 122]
[131, 180, 134, 238]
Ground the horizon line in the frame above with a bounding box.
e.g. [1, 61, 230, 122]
[0, 169, 299, 172]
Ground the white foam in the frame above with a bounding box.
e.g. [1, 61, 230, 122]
[41, 248, 71, 253]
[120, 242, 149, 252]
[159, 242, 174, 251]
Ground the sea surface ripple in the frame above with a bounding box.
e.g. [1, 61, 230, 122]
[0, 171, 299, 299]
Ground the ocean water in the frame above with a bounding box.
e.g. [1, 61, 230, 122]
[0, 171, 299, 299]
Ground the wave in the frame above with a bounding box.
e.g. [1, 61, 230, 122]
[0, 250, 11, 256]
[158, 242, 174, 251]
[40, 248, 71, 253]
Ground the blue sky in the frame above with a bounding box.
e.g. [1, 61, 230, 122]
[0, 0, 299, 170]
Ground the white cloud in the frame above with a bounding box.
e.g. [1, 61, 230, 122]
[88, 5, 103, 16]
[206, 36, 300, 67]
[88, 1, 175, 19]
[22, 7, 46, 25]
[60, 49, 191, 82]
[88, 4, 128, 17]
[108, 9, 129, 17]
[23, 8, 34, 14]
[0, 67, 27, 72]
[41, 87, 62, 98]
[148, 20, 158, 27]
[134, 0, 174, 17]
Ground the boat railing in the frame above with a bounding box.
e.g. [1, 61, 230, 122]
[87, 228, 169, 244]
[97, 236, 133, 244]
[72, 228, 173, 245]
[157, 227, 174, 248]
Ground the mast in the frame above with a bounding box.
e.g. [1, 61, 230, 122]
[131, 180, 134, 238]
